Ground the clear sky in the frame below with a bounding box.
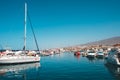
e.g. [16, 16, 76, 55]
[0, 0, 120, 50]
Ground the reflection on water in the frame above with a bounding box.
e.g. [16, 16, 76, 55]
[86, 57, 104, 63]
[104, 62, 120, 80]
[0, 62, 40, 80]
[86, 57, 96, 62]
[74, 54, 81, 59]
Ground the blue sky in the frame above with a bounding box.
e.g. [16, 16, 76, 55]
[0, 0, 120, 50]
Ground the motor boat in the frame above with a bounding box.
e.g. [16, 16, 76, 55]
[86, 50, 96, 58]
[74, 51, 80, 56]
[107, 48, 120, 66]
[96, 51, 104, 58]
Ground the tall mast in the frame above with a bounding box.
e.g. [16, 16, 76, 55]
[24, 2, 27, 51]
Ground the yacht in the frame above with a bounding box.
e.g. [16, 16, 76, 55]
[0, 2, 40, 64]
[86, 50, 96, 58]
[107, 48, 120, 66]
[96, 51, 104, 58]
[74, 51, 80, 56]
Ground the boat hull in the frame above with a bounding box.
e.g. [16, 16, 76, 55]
[107, 57, 120, 66]
[87, 53, 96, 58]
[74, 51, 80, 56]
[0, 56, 40, 65]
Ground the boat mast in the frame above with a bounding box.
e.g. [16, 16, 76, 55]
[24, 2, 27, 51]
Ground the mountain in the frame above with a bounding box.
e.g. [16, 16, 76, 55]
[82, 36, 120, 46]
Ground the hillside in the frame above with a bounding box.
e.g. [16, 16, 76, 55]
[82, 36, 120, 46]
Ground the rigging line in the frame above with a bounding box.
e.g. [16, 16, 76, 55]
[27, 12, 40, 53]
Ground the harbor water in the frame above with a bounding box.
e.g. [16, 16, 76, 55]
[0, 52, 120, 80]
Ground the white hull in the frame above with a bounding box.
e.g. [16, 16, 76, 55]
[96, 53, 104, 58]
[0, 56, 40, 64]
[107, 56, 120, 66]
[87, 53, 96, 57]
[107, 48, 120, 66]
[96, 52, 104, 56]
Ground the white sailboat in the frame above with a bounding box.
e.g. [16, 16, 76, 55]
[0, 2, 40, 64]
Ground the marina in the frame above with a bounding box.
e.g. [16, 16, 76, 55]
[0, 52, 120, 80]
[0, 0, 120, 80]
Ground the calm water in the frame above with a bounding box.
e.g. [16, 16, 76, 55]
[0, 52, 120, 80]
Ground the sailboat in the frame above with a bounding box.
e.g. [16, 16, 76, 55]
[0, 2, 40, 64]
